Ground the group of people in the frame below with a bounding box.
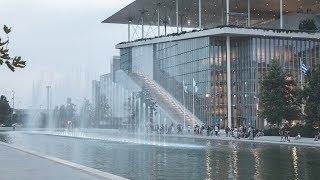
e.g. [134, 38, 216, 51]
[140, 121, 320, 145]
[279, 123, 320, 142]
[191, 124, 264, 141]
[193, 124, 220, 136]
[148, 123, 184, 134]
[224, 125, 262, 140]
[314, 131, 320, 141]
[145, 122, 265, 141]
[279, 124, 291, 142]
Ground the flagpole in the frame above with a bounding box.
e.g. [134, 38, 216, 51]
[183, 80, 186, 129]
[193, 82, 195, 116]
[300, 58, 307, 116]
[300, 58, 303, 88]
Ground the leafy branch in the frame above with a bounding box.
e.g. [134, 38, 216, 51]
[0, 25, 26, 72]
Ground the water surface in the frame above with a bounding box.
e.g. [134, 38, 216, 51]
[0, 131, 319, 180]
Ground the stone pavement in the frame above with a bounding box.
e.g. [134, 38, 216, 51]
[0, 142, 128, 180]
[164, 132, 320, 147]
[77, 128, 320, 148]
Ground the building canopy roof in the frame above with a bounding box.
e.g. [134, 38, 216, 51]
[103, 0, 319, 28]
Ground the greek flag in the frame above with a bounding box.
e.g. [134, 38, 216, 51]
[183, 80, 188, 93]
[193, 78, 198, 93]
[300, 60, 309, 74]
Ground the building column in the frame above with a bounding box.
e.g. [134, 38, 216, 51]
[247, 0, 251, 27]
[157, 3, 161, 36]
[141, 11, 145, 39]
[128, 20, 131, 42]
[280, 0, 283, 29]
[164, 21, 167, 36]
[226, 0, 230, 25]
[176, 0, 179, 33]
[199, 0, 202, 29]
[226, 36, 232, 128]
[180, 15, 183, 32]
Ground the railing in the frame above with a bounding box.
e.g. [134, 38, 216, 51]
[130, 72, 203, 126]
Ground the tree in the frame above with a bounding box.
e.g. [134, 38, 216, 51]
[58, 105, 66, 128]
[0, 25, 26, 71]
[303, 64, 320, 127]
[137, 87, 157, 124]
[124, 96, 136, 130]
[53, 106, 60, 128]
[79, 99, 94, 128]
[0, 95, 12, 126]
[65, 98, 76, 126]
[283, 75, 302, 122]
[97, 95, 112, 127]
[259, 60, 301, 126]
[299, 19, 318, 31]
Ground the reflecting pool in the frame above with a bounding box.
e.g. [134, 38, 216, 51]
[0, 131, 320, 180]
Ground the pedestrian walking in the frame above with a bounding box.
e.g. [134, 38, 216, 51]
[214, 125, 219, 136]
[225, 126, 230, 137]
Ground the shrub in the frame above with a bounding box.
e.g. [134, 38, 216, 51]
[263, 124, 317, 138]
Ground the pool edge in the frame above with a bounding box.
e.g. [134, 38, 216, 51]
[0, 141, 129, 180]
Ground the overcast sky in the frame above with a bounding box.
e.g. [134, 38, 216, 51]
[0, 0, 133, 108]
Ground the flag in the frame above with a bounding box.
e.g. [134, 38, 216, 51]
[183, 80, 188, 93]
[300, 60, 309, 74]
[193, 78, 198, 93]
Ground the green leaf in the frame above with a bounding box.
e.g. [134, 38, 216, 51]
[0, 39, 9, 46]
[3, 25, 11, 34]
[0, 54, 10, 60]
[5, 61, 15, 72]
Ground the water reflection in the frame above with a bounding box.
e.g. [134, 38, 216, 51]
[251, 148, 261, 180]
[292, 146, 299, 180]
[205, 141, 213, 180]
[0, 132, 320, 180]
[231, 143, 239, 180]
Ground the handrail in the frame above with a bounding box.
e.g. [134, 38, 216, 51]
[132, 71, 203, 126]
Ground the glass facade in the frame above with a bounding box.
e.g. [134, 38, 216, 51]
[154, 37, 212, 124]
[230, 37, 320, 128]
[118, 35, 320, 128]
[120, 48, 132, 73]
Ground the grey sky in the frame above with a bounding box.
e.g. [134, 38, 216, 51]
[0, 0, 133, 108]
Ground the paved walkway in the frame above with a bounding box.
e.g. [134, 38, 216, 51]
[0, 142, 128, 180]
[14, 128, 320, 148]
[163, 132, 320, 147]
[78, 128, 320, 148]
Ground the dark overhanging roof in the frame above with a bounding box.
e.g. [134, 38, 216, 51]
[103, 0, 320, 28]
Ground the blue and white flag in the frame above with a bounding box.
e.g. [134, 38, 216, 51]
[193, 78, 198, 93]
[183, 80, 188, 93]
[300, 60, 309, 74]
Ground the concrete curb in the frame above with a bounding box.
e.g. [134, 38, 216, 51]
[0, 142, 129, 180]
[23, 130, 320, 148]
[161, 134, 320, 148]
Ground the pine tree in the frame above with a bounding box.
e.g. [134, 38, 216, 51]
[259, 60, 301, 126]
[299, 19, 318, 31]
[303, 64, 320, 127]
[283, 75, 301, 122]
[0, 95, 12, 126]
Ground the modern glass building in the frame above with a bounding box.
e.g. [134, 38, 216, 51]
[104, 0, 320, 128]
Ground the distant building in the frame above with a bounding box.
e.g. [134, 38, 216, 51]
[91, 80, 100, 108]
[111, 56, 121, 75]
[92, 72, 132, 128]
